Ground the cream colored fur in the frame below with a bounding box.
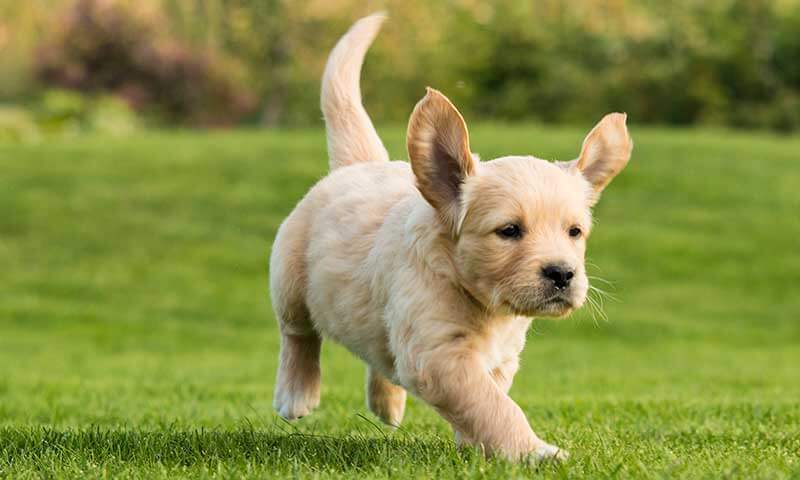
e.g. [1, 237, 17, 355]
[321, 13, 389, 170]
[270, 13, 633, 462]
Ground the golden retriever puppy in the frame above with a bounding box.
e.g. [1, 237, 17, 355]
[270, 13, 632, 462]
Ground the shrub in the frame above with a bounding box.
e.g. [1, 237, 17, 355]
[0, 89, 141, 143]
[35, 0, 256, 126]
[35, 89, 140, 137]
[0, 106, 41, 143]
[453, 0, 800, 132]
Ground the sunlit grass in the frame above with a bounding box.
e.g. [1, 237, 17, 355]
[1, 125, 798, 478]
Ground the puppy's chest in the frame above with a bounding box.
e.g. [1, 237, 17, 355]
[478, 317, 531, 368]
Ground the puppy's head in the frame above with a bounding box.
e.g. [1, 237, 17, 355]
[407, 88, 632, 317]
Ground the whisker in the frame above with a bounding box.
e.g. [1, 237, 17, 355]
[585, 260, 604, 273]
[587, 275, 616, 288]
[585, 287, 609, 324]
[585, 297, 600, 326]
[588, 284, 620, 303]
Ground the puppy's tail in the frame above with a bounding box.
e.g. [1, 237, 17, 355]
[321, 13, 390, 171]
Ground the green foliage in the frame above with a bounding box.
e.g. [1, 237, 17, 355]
[0, 107, 40, 143]
[37, 89, 141, 137]
[0, 126, 799, 477]
[0, 89, 140, 142]
[4, 0, 800, 130]
[451, 0, 800, 131]
[35, 0, 257, 126]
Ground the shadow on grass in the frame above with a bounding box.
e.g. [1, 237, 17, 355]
[0, 425, 473, 473]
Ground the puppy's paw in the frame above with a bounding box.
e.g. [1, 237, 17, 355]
[530, 442, 569, 463]
[273, 389, 320, 420]
[367, 382, 406, 427]
[370, 398, 405, 427]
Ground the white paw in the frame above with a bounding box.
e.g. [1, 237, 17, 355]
[532, 442, 569, 462]
[273, 390, 319, 420]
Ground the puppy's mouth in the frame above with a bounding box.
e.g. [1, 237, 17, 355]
[507, 294, 575, 318]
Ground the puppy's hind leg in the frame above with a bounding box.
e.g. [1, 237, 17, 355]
[270, 214, 322, 421]
[367, 368, 406, 426]
[274, 329, 322, 420]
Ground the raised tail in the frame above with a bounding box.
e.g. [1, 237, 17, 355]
[321, 13, 390, 171]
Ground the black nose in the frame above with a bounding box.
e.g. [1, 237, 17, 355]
[541, 265, 574, 290]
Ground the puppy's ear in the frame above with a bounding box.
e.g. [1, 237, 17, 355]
[565, 113, 632, 205]
[407, 88, 476, 234]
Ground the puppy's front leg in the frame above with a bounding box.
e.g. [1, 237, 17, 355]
[453, 356, 522, 448]
[406, 345, 565, 461]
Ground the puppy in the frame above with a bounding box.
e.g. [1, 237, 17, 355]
[270, 13, 632, 462]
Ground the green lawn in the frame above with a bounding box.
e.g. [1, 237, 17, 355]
[1, 124, 799, 478]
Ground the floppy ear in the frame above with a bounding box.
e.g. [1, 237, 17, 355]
[407, 88, 476, 234]
[565, 113, 633, 205]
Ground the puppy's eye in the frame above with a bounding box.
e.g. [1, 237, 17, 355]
[568, 226, 582, 238]
[496, 224, 522, 239]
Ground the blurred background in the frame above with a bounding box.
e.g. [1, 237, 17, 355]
[2, 0, 800, 139]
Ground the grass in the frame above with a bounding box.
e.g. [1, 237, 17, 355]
[0, 123, 799, 478]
